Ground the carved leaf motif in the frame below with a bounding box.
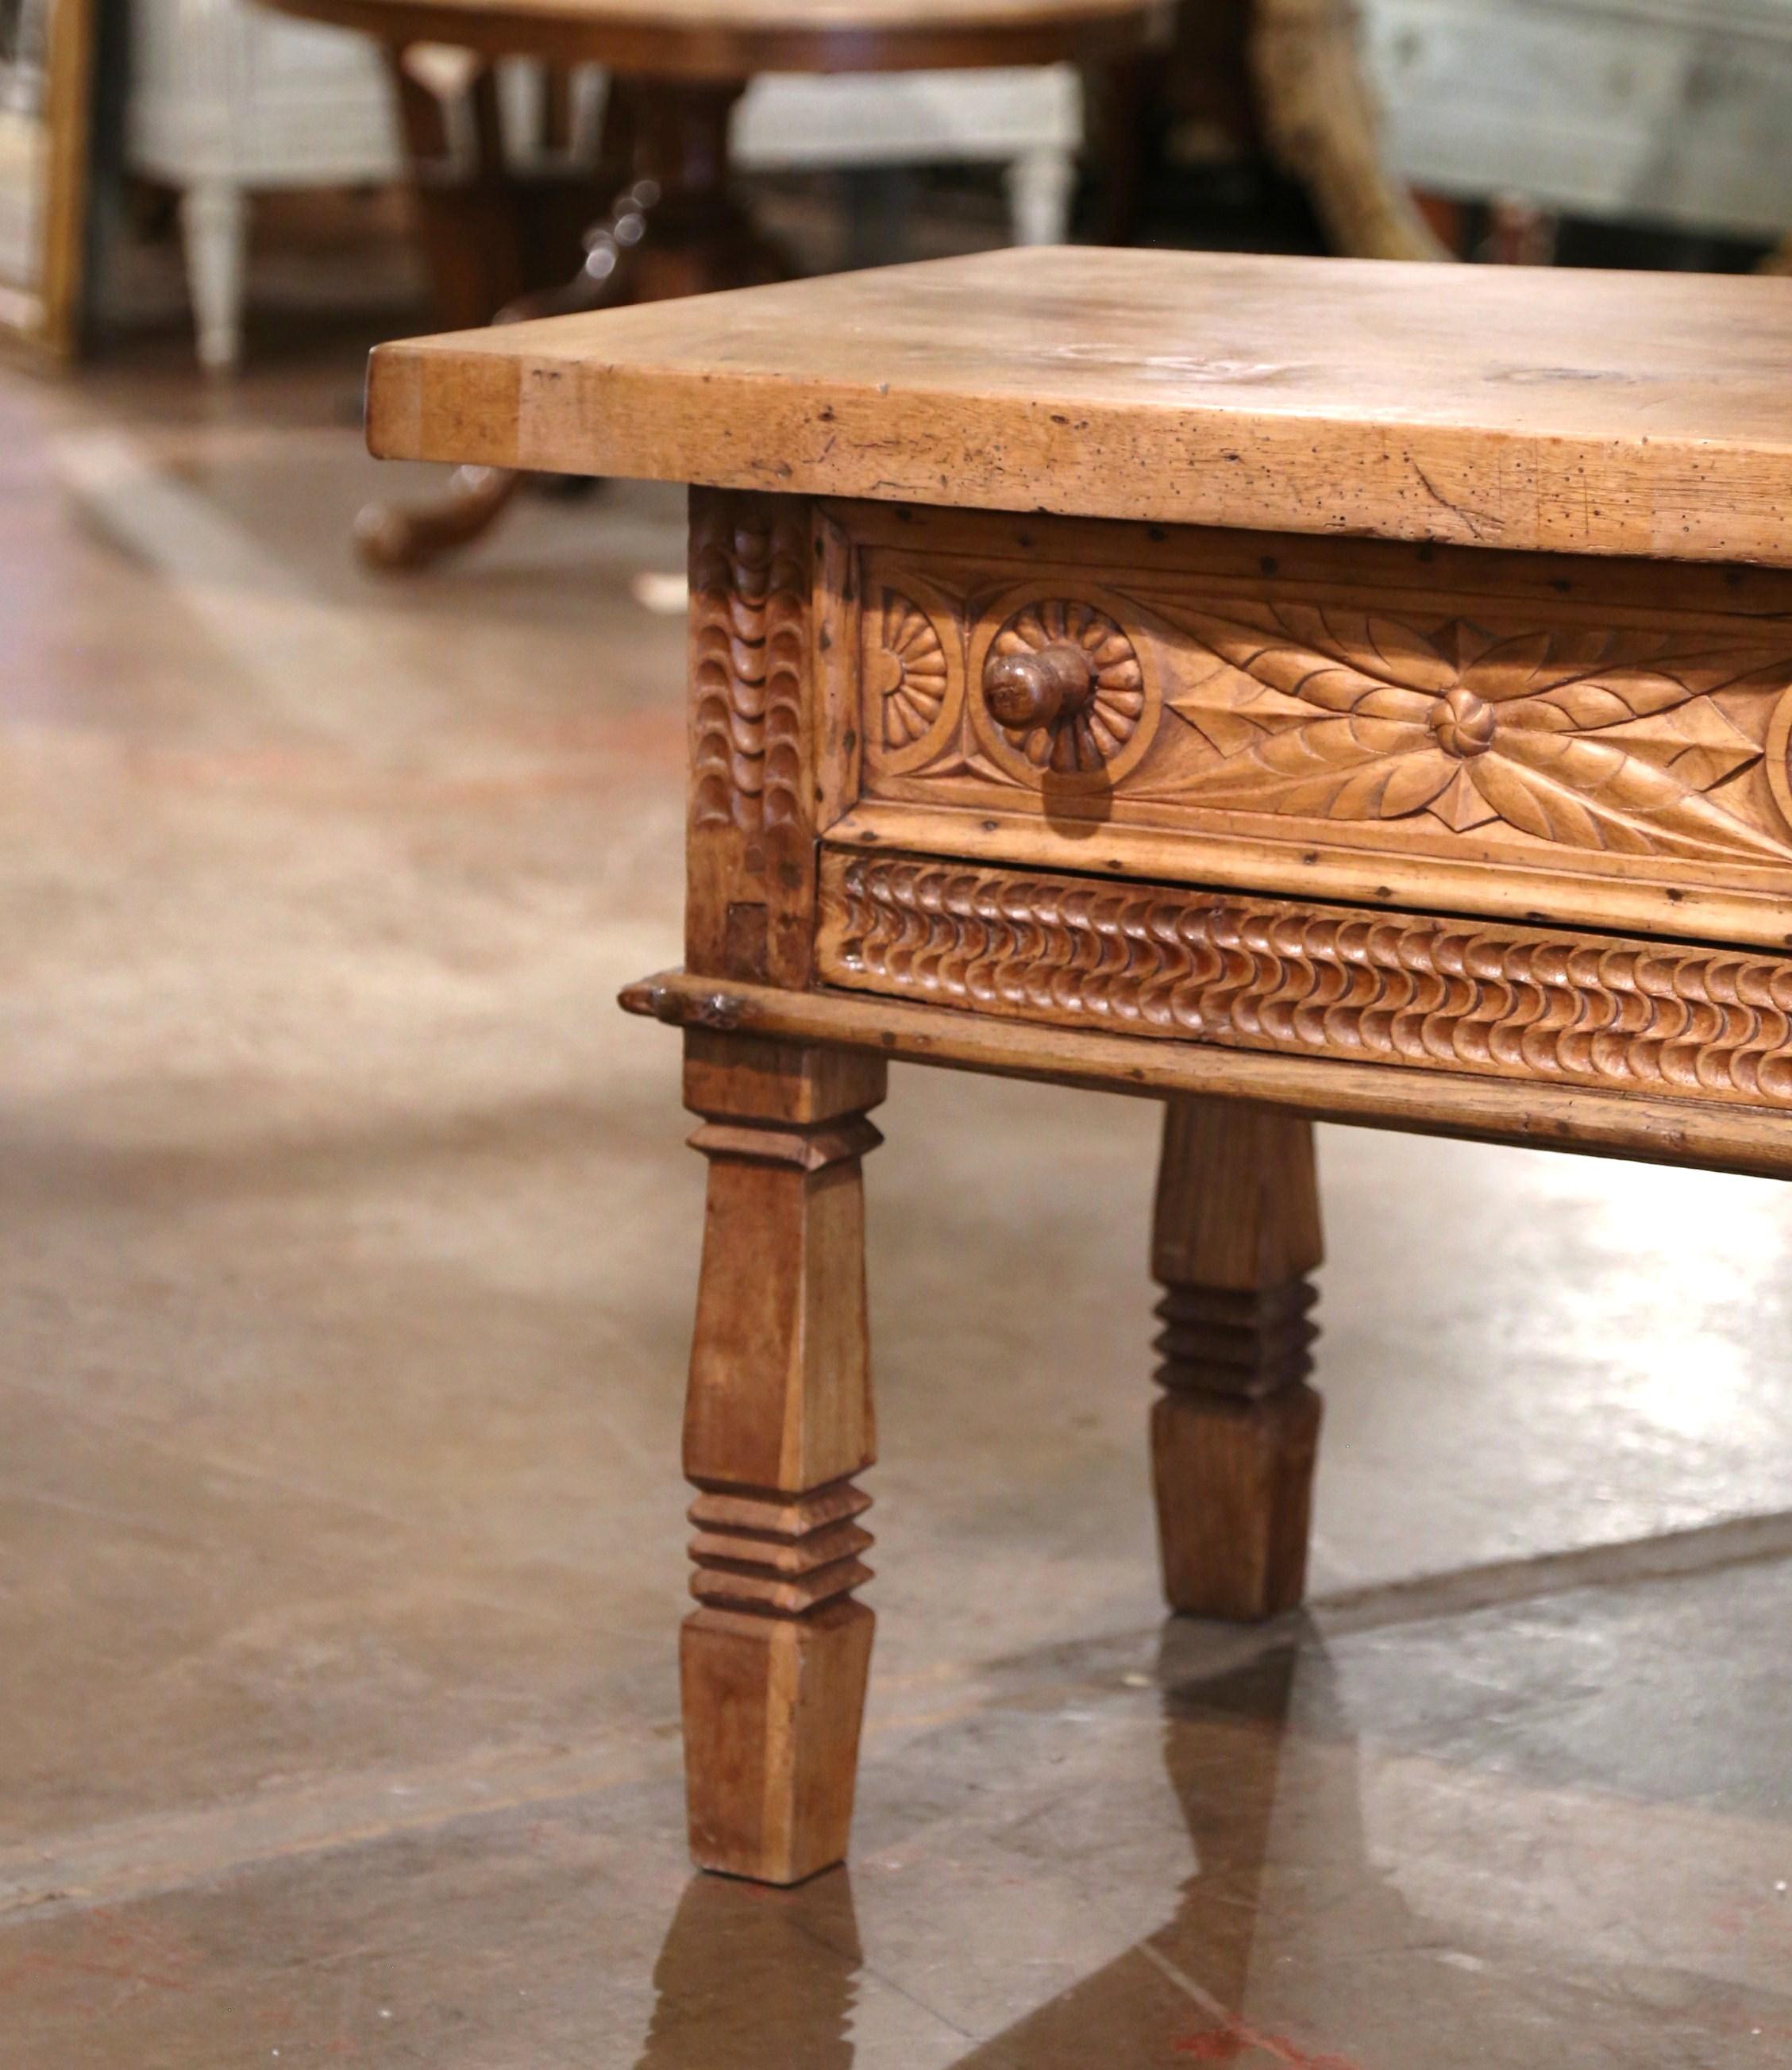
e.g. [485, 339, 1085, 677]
[1592, 701, 1763, 791]
[1150, 601, 1792, 862]
[1166, 649, 1315, 757]
[1432, 766, 1500, 832]
[1499, 675, 1698, 730]
[1473, 730, 1792, 862]
[1458, 625, 1744, 709]
[1178, 715, 1453, 819]
[1175, 606, 1451, 715]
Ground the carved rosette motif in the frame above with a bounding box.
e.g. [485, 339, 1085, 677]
[973, 598, 1158, 784]
[865, 588, 962, 773]
[690, 501, 808, 835]
[875, 593, 949, 747]
[818, 853, 1792, 1110]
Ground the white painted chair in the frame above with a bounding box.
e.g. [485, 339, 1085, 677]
[126, 0, 402, 369]
[734, 67, 1081, 249]
[126, 0, 1081, 371]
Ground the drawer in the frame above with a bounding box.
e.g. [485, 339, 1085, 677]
[817, 501, 1792, 954]
[814, 846, 1792, 1114]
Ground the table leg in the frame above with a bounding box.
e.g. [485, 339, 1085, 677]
[619, 77, 790, 298]
[355, 176, 659, 571]
[388, 55, 528, 332]
[1150, 1097, 1324, 1621]
[679, 1031, 886, 1884]
[359, 74, 789, 575]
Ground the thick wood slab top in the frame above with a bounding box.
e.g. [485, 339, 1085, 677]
[367, 247, 1792, 565]
[272, 0, 1154, 71]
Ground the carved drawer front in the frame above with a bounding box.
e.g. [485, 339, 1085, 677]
[815, 848, 1792, 1115]
[825, 503, 1792, 954]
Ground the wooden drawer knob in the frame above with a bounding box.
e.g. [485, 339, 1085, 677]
[983, 642, 1098, 730]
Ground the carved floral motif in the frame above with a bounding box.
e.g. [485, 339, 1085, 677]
[1146, 604, 1792, 862]
[981, 600, 1147, 777]
[854, 553, 1792, 872]
[819, 852, 1792, 1109]
[690, 501, 808, 833]
[872, 592, 950, 750]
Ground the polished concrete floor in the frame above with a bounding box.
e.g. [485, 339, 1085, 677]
[3, 318, 1791, 2068]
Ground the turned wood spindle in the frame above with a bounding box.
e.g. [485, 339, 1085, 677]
[678, 1031, 886, 1885]
[1150, 1097, 1324, 1622]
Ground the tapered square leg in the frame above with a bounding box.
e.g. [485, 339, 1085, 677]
[682, 1600, 874, 1884]
[679, 1031, 886, 1883]
[1150, 1097, 1324, 1621]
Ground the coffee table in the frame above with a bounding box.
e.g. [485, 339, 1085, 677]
[268, 0, 1163, 567]
[367, 247, 1792, 1883]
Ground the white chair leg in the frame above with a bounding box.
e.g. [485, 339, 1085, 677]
[1005, 145, 1074, 246]
[180, 179, 248, 373]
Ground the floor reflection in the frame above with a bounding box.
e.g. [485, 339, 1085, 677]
[945, 1615, 1515, 2066]
[634, 1606, 1592, 2068]
[936, 1621, 1319, 2065]
[632, 1627, 1325, 2069]
[634, 1862, 863, 2069]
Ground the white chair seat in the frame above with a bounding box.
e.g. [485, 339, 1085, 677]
[734, 65, 1081, 247]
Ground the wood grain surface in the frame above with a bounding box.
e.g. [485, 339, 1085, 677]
[368, 248, 1792, 565]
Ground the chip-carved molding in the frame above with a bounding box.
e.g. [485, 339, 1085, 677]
[686, 490, 815, 984]
[817, 850, 1792, 1110]
[691, 495, 808, 835]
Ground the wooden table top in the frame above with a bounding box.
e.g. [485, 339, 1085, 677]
[272, 0, 1157, 73]
[367, 246, 1792, 567]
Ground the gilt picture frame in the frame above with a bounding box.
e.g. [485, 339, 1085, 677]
[0, 0, 97, 359]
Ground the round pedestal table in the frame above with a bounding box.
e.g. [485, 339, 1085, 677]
[268, 0, 1166, 566]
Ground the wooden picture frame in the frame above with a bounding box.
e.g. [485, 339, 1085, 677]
[0, 0, 98, 359]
